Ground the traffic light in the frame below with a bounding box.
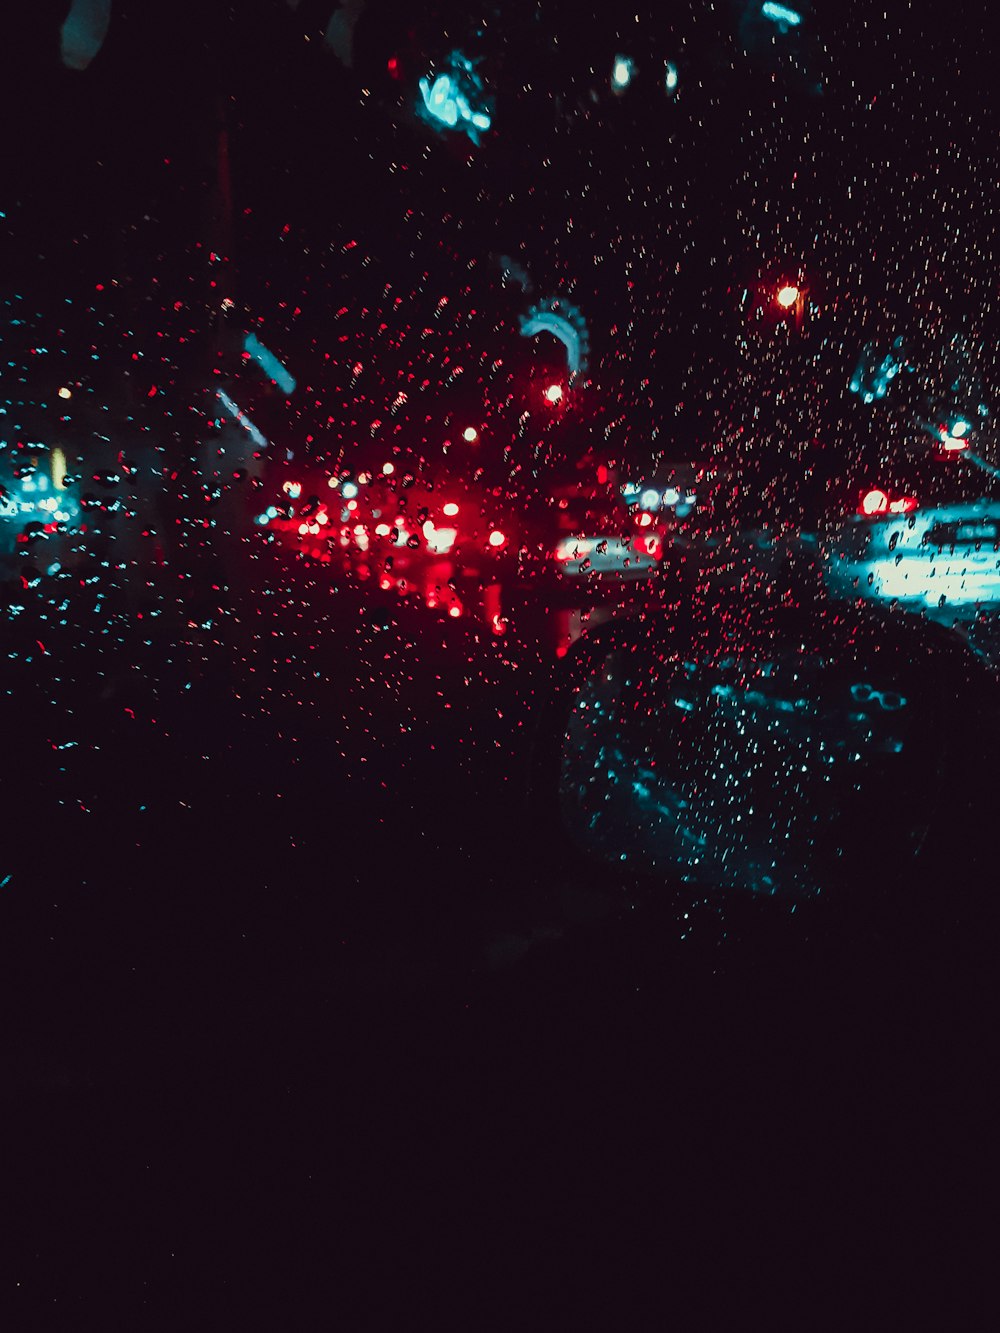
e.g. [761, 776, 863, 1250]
[849, 339, 907, 404]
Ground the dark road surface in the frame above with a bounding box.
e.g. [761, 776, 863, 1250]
[4, 527, 995, 1322]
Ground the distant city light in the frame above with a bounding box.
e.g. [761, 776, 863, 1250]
[544, 383, 564, 404]
[57, 386, 72, 399]
[51, 448, 67, 491]
[777, 284, 800, 309]
[382, 462, 395, 474]
[341, 481, 359, 500]
[950, 419, 971, 437]
[641, 488, 660, 510]
[463, 426, 479, 442]
[664, 62, 679, 94]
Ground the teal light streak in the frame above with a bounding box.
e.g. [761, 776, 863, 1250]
[761, 3, 802, 27]
[243, 334, 296, 396]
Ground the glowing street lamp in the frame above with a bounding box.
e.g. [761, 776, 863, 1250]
[776, 284, 800, 309]
[776, 282, 807, 331]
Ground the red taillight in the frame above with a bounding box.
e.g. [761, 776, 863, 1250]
[940, 438, 969, 452]
[488, 530, 507, 548]
[859, 488, 918, 517]
[860, 489, 889, 516]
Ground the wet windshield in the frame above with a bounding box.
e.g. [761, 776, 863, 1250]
[4, 4, 998, 1317]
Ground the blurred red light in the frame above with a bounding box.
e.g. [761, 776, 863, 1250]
[544, 384, 564, 404]
[860, 488, 889, 516]
[488, 530, 506, 548]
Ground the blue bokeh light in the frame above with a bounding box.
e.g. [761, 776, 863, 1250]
[418, 53, 492, 142]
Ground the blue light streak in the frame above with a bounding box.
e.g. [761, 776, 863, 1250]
[520, 299, 590, 378]
[216, 389, 269, 450]
[60, 0, 111, 72]
[761, 3, 802, 28]
[243, 333, 296, 395]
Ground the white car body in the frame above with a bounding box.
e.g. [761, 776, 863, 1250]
[822, 499, 1000, 619]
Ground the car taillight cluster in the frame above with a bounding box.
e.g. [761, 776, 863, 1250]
[859, 488, 919, 517]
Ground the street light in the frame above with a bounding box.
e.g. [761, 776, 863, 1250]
[776, 283, 807, 331]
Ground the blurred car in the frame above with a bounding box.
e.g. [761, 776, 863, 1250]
[548, 472, 665, 583]
[819, 434, 1000, 623]
[528, 573, 1000, 929]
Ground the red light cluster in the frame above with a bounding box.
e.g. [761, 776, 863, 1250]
[859, 488, 918, 517]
